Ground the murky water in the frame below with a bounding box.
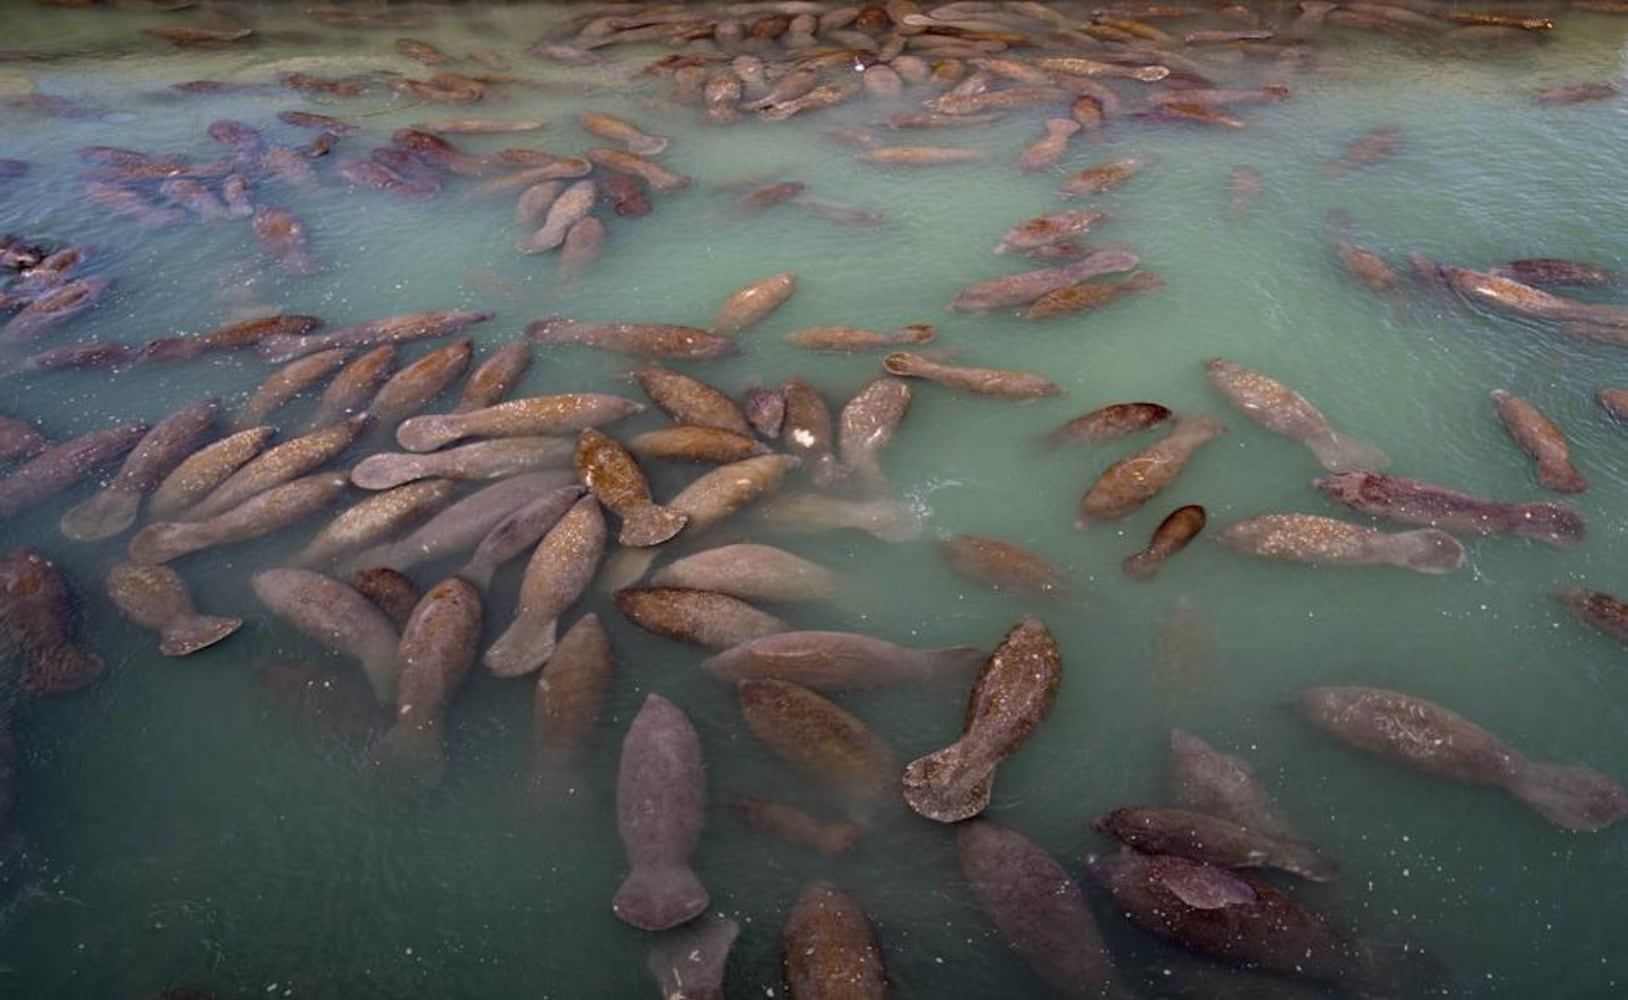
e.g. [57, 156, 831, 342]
[3, 3, 1628, 998]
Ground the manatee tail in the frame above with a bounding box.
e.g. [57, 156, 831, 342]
[368, 719, 447, 793]
[58, 488, 141, 542]
[1504, 759, 1628, 832]
[483, 617, 558, 678]
[456, 555, 498, 593]
[395, 414, 460, 453]
[19, 643, 105, 696]
[612, 863, 710, 932]
[1389, 529, 1465, 574]
[1121, 549, 1162, 580]
[1305, 429, 1389, 473]
[1514, 502, 1586, 549]
[1266, 839, 1341, 883]
[1537, 460, 1588, 495]
[158, 613, 243, 657]
[616, 503, 688, 548]
[901, 742, 993, 823]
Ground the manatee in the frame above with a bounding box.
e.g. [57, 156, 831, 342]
[0, 276, 110, 346]
[1204, 358, 1387, 472]
[1059, 157, 1144, 196]
[613, 694, 709, 931]
[585, 147, 691, 192]
[884, 353, 1061, 400]
[253, 207, 320, 277]
[995, 208, 1106, 254]
[396, 394, 643, 452]
[294, 479, 457, 567]
[459, 485, 585, 591]
[184, 415, 367, 521]
[366, 338, 473, 428]
[59, 399, 218, 542]
[732, 797, 860, 855]
[947, 251, 1140, 311]
[1325, 126, 1403, 174]
[779, 379, 843, 486]
[782, 881, 886, 1000]
[1169, 729, 1301, 841]
[1555, 588, 1628, 650]
[0, 416, 46, 462]
[632, 366, 752, 434]
[575, 428, 687, 546]
[1313, 472, 1583, 548]
[1078, 417, 1224, 525]
[753, 490, 921, 542]
[519, 179, 596, 255]
[837, 378, 911, 493]
[1047, 402, 1172, 446]
[149, 426, 275, 519]
[627, 426, 768, 464]
[0, 424, 147, 521]
[743, 387, 786, 438]
[308, 346, 395, 430]
[1123, 505, 1207, 580]
[105, 562, 241, 656]
[455, 342, 531, 413]
[235, 349, 350, 430]
[616, 588, 787, 651]
[959, 819, 1131, 1000]
[369, 577, 482, 790]
[904, 618, 1061, 823]
[1216, 513, 1464, 573]
[783, 323, 934, 352]
[938, 535, 1068, 596]
[1018, 117, 1080, 172]
[485, 495, 605, 676]
[0, 549, 104, 695]
[1293, 686, 1627, 832]
[532, 613, 613, 797]
[131, 472, 350, 566]
[1491, 389, 1585, 493]
[257, 310, 492, 364]
[703, 630, 984, 690]
[1092, 807, 1338, 882]
[253, 567, 400, 704]
[352, 568, 421, 629]
[646, 914, 738, 1000]
[712, 272, 796, 335]
[528, 316, 739, 361]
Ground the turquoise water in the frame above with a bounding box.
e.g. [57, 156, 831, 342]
[3, 3, 1628, 997]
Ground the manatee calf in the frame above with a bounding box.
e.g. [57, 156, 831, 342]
[485, 495, 605, 676]
[1216, 513, 1464, 573]
[616, 588, 786, 651]
[1092, 807, 1337, 882]
[351, 437, 575, 490]
[938, 535, 1068, 596]
[0, 549, 104, 695]
[370, 577, 482, 790]
[149, 426, 275, 519]
[294, 480, 457, 567]
[519, 179, 595, 255]
[712, 272, 797, 335]
[1123, 505, 1206, 580]
[1047, 402, 1172, 446]
[884, 353, 1061, 400]
[0, 424, 147, 520]
[1294, 686, 1628, 831]
[1491, 389, 1586, 493]
[739, 679, 896, 822]
[782, 882, 885, 1000]
[733, 797, 860, 855]
[576, 428, 687, 546]
[1314, 471, 1583, 548]
[252, 567, 401, 704]
[459, 485, 585, 591]
[106, 562, 240, 656]
[59, 400, 218, 541]
[959, 819, 1131, 999]
[1078, 417, 1224, 525]
[130, 472, 350, 566]
[646, 914, 738, 1000]
[904, 618, 1061, 823]
[703, 630, 983, 690]
[614, 694, 709, 932]
[1204, 359, 1387, 472]
[651, 543, 837, 603]
[532, 614, 613, 797]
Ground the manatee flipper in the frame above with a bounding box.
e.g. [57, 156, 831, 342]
[1505, 760, 1628, 832]
[901, 741, 994, 823]
[612, 863, 709, 932]
[1161, 861, 1258, 909]
[1305, 429, 1389, 474]
[159, 613, 243, 656]
[483, 618, 558, 677]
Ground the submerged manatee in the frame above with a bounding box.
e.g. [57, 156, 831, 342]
[613, 694, 709, 931]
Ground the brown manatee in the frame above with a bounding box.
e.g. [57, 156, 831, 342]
[652, 544, 837, 603]
[253, 567, 400, 704]
[1092, 807, 1338, 882]
[779, 379, 843, 487]
[257, 310, 492, 364]
[351, 438, 574, 491]
[959, 819, 1132, 1000]
[703, 630, 983, 690]
[294, 479, 457, 567]
[733, 797, 860, 855]
[1088, 852, 1366, 986]
[1438, 264, 1628, 330]
[485, 495, 605, 676]
[585, 147, 691, 192]
[253, 207, 320, 276]
[838, 378, 911, 494]
[615, 587, 787, 650]
[713, 272, 797, 335]
[782, 881, 886, 1000]
[149, 426, 275, 519]
[532, 613, 613, 797]
[947, 251, 1140, 311]
[1047, 402, 1172, 446]
[1314, 472, 1584, 548]
[1059, 157, 1144, 196]
[903, 617, 1061, 823]
[1077, 417, 1224, 525]
[455, 342, 531, 413]
[575, 428, 687, 546]
[519, 179, 596, 255]
[627, 426, 768, 465]
[1491, 389, 1586, 493]
[938, 535, 1068, 596]
[1170, 729, 1302, 841]
[459, 484, 585, 591]
[784, 323, 934, 352]
[994, 208, 1106, 254]
[185, 415, 367, 521]
[647, 914, 738, 1000]
[396, 394, 643, 452]
[1491, 258, 1616, 288]
[1599, 387, 1628, 423]
[0, 549, 104, 695]
[0, 424, 147, 520]
[632, 366, 752, 434]
[1293, 686, 1627, 832]
[129, 471, 350, 566]
[59, 399, 219, 541]
[352, 568, 420, 629]
[1123, 505, 1207, 580]
[884, 353, 1061, 400]
[580, 112, 668, 155]
[234, 349, 350, 430]
[739, 679, 897, 822]
[308, 346, 395, 430]
[1018, 118, 1080, 172]
[366, 338, 473, 427]
[369, 577, 482, 790]
[1204, 359, 1387, 472]
[744, 387, 785, 438]
[1023, 271, 1164, 320]
[105, 562, 241, 656]
[613, 693, 709, 931]
[1216, 513, 1464, 573]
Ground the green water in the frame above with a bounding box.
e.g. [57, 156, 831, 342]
[2, 3, 1628, 997]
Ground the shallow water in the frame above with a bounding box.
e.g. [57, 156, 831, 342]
[3, 3, 1628, 998]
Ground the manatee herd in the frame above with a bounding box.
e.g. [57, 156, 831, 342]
[4, 1, 1628, 998]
